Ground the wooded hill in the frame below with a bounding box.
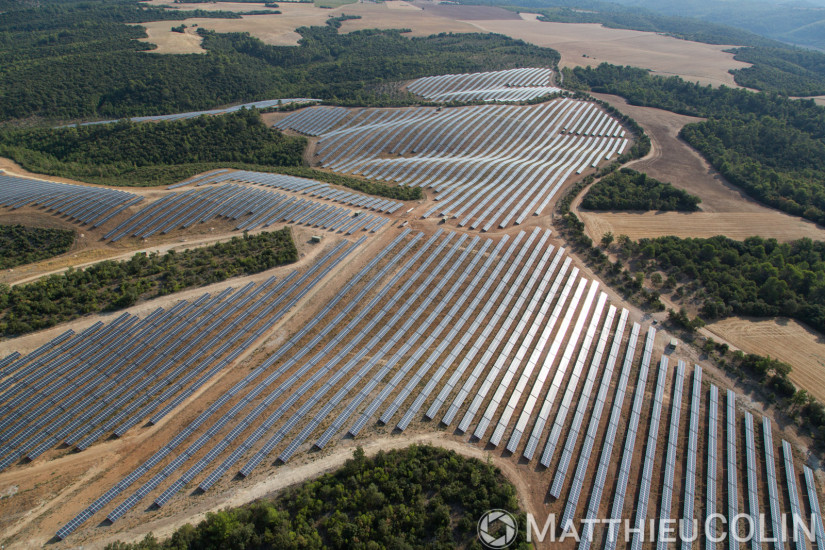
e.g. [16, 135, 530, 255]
[105, 444, 530, 550]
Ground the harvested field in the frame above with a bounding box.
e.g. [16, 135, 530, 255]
[575, 93, 825, 242]
[461, 15, 750, 88]
[137, 2, 479, 54]
[578, 211, 825, 242]
[413, 2, 520, 20]
[135, 0, 752, 92]
[140, 24, 205, 55]
[706, 317, 825, 404]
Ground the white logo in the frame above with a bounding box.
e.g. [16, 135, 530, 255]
[478, 509, 518, 548]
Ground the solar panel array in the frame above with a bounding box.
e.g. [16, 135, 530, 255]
[273, 106, 352, 135]
[103, 183, 388, 241]
[1, 237, 364, 478]
[784, 440, 808, 550]
[0, 174, 141, 228]
[576, 321, 641, 548]
[655, 361, 685, 550]
[197, 170, 404, 213]
[603, 327, 657, 550]
[74, 98, 317, 127]
[311, 98, 626, 231]
[628, 355, 671, 550]
[406, 68, 560, 102]
[0, 217, 809, 544]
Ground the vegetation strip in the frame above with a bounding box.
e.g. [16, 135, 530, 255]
[0, 229, 297, 338]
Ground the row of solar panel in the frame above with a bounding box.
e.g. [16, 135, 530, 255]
[166, 169, 229, 190]
[406, 67, 555, 102]
[0, 174, 141, 228]
[56, 235, 367, 539]
[316, 99, 625, 231]
[273, 106, 351, 136]
[73, 98, 318, 127]
[102, 183, 386, 242]
[200, 170, 403, 214]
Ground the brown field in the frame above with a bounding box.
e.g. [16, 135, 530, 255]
[578, 211, 825, 242]
[463, 16, 750, 88]
[706, 317, 825, 404]
[575, 93, 825, 243]
[135, 0, 751, 90]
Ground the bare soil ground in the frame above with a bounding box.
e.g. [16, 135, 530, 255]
[705, 317, 825, 404]
[574, 93, 825, 242]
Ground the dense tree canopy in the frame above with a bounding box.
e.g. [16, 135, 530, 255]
[0, 225, 75, 270]
[567, 64, 825, 225]
[0, 110, 305, 186]
[105, 444, 530, 550]
[631, 235, 825, 331]
[581, 168, 701, 211]
[0, 229, 297, 337]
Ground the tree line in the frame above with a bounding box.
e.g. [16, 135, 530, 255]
[105, 444, 530, 550]
[581, 168, 701, 212]
[0, 225, 75, 270]
[0, 229, 297, 338]
[565, 64, 825, 226]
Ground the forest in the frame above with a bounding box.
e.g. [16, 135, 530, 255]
[0, 229, 297, 337]
[0, 0, 560, 123]
[104, 444, 530, 550]
[566, 64, 825, 226]
[729, 47, 825, 96]
[581, 168, 701, 212]
[623, 235, 825, 333]
[0, 225, 76, 270]
[0, 110, 304, 186]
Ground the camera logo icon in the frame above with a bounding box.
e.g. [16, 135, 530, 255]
[477, 509, 518, 548]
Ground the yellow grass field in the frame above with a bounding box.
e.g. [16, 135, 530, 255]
[706, 317, 825, 404]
